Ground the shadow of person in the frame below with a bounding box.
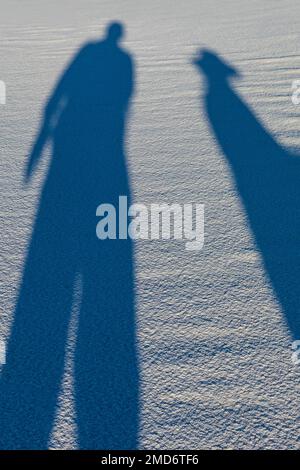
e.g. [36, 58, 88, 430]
[194, 49, 300, 340]
[0, 22, 139, 450]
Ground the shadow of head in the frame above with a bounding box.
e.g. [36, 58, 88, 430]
[105, 21, 125, 45]
[193, 49, 240, 84]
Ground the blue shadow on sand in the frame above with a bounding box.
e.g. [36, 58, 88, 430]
[194, 49, 300, 339]
[0, 22, 139, 450]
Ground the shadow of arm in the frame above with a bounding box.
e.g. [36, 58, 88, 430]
[24, 47, 84, 183]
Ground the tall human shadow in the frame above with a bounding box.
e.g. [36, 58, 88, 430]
[194, 49, 300, 339]
[0, 22, 139, 449]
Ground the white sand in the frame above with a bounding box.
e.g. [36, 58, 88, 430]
[1, 0, 300, 449]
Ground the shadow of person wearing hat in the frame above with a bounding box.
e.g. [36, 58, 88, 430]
[194, 49, 300, 340]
